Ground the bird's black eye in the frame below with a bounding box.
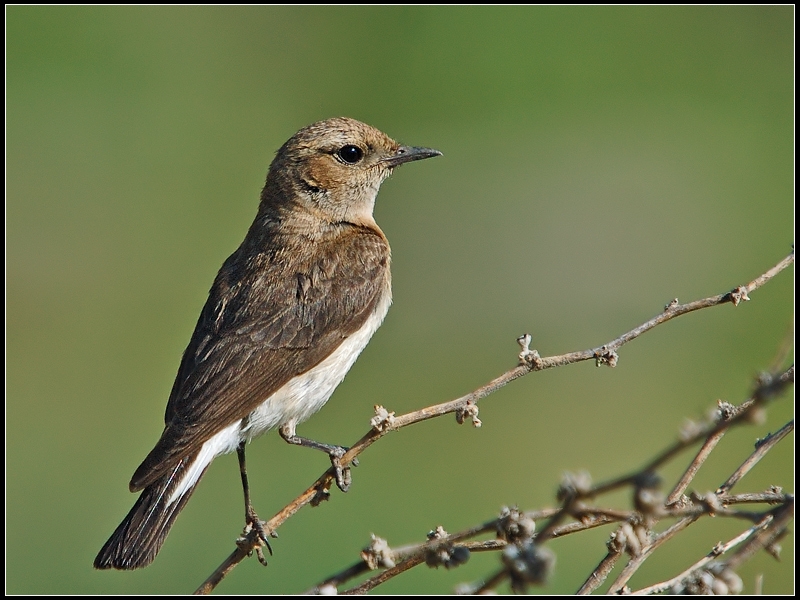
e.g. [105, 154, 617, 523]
[337, 145, 363, 164]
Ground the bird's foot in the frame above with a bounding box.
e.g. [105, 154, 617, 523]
[277, 425, 359, 493]
[328, 446, 359, 492]
[240, 505, 274, 565]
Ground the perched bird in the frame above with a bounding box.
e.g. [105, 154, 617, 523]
[94, 117, 441, 570]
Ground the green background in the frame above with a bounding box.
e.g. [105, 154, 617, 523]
[7, 6, 794, 595]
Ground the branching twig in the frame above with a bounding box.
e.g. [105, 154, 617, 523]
[304, 417, 792, 594]
[576, 542, 624, 595]
[630, 514, 776, 595]
[717, 419, 794, 495]
[312, 361, 792, 595]
[194, 251, 793, 594]
[341, 555, 426, 595]
[667, 429, 727, 504]
[605, 516, 698, 594]
[588, 365, 794, 500]
[723, 499, 794, 571]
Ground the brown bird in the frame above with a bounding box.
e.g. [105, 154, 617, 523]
[94, 117, 441, 570]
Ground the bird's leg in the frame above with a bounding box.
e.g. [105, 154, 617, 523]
[236, 442, 272, 563]
[278, 424, 356, 492]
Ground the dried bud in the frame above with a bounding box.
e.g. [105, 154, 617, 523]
[715, 400, 737, 421]
[502, 541, 556, 592]
[679, 419, 703, 442]
[424, 526, 470, 570]
[455, 400, 481, 427]
[517, 333, 542, 368]
[633, 472, 663, 516]
[606, 529, 626, 554]
[619, 522, 641, 557]
[360, 534, 395, 570]
[729, 286, 750, 306]
[557, 471, 592, 502]
[594, 346, 618, 368]
[370, 405, 396, 432]
[716, 567, 743, 594]
[496, 506, 536, 543]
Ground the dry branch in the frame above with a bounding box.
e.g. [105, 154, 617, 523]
[194, 251, 793, 594]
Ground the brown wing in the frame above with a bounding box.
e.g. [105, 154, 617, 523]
[130, 224, 390, 491]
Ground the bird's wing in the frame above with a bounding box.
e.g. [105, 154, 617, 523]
[130, 226, 390, 491]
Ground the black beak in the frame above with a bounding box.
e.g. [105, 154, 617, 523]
[384, 145, 442, 167]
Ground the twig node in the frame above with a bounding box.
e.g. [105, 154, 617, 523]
[496, 506, 536, 543]
[502, 541, 556, 592]
[557, 471, 592, 502]
[516, 333, 542, 368]
[729, 285, 751, 306]
[455, 400, 482, 427]
[424, 526, 470, 569]
[370, 405, 396, 432]
[594, 346, 619, 368]
[360, 534, 396, 570]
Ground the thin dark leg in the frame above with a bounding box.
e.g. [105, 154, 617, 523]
[237, 442, 272, 562]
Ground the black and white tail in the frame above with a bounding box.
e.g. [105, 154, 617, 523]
[94, 455, 207, 570]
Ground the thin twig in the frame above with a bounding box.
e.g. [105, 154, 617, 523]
[576, 538, 625, 595]
[768, 324, 795, 372]
[306, 362, 792, 595]
[667, 429, 726, 504]
[720, 490, 791, 505]
[194, 531, 259, 595]
[474, 568, 508, 594]
[630, 514, 776, 595]
[549, 514, 620, 537]
[309, 561, 371, 594]
[305, 520, 504, 593]
[606, 516, 698, 593]
[195, 252, 794, 594]
[589, 364, 794, 499]
[340, 555, 426, 595]
[717, 420, 794, 495]
[723, 499, 794, 571]
[307, 510, 618, 593]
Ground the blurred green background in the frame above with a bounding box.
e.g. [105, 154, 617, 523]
[7, 6, 794, 595]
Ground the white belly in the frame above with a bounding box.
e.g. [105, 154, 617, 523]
[244, 289, 392, 436]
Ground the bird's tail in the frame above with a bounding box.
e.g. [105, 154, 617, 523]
[94, 455, 208, 570]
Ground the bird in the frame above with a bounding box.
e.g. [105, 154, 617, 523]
[94, 117, 441, 570]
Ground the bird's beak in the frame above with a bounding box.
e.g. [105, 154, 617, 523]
[383, 146, 442, 167]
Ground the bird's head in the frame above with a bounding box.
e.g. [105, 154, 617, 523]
[262, 117, 441, 227]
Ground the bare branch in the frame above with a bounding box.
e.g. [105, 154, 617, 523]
[667, 429, 727, 504]
[340, 555, 426, 595]
[194, 251, 793, 594]
[723, 499, 794, 571]
[606, 516, 698, 594]
[576, 537, 625, 595]
[718, 420, 794, 496]
[589, 365, 794, 499]
[630, 514, 776, 595]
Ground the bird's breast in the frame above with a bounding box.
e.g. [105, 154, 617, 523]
[242, 283, 392, 439]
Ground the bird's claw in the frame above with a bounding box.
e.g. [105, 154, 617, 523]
[328, 446, 353, 492]
[244, 505, 273, 562]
